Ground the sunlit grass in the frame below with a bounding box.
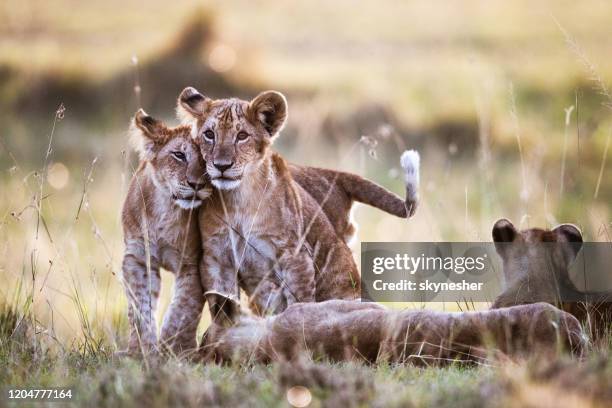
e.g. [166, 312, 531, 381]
[0, 1, 610, 405]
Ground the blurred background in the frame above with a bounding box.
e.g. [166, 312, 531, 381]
[0, 0, 610, 343]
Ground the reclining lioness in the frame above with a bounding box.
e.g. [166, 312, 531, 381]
[200, 297, 585, 365]
[491, 219, 612, 339]
[176, 87, 420, 317]
[120, 110, 210, 356]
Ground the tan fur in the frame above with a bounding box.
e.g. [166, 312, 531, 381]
[200, 298, 585, 365]
[178, 89, 373, 317]
[491, 219, 612, 339]
[120, 110, 210, 357]
[200, 151, 361, 315]
[177, 87, 419, 247]
[288, 164, 416, 244]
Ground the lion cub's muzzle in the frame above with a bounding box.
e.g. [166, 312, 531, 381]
[173, 184, 212, 209]
[207, 162, 243, 190]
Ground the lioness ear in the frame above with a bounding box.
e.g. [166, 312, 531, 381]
[130, 109, 168, 160]
[492, 218, 517, 256]
[553, 223, 583, 263]
[248, 91, 287, 138]
[205, 291, 241, 327]
[177, 87, 210, 122]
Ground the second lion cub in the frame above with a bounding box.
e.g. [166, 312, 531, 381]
[121, 110, 210, 356]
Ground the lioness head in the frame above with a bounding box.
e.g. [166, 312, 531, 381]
[176, 87, 287, 190]
[491, 218, 583, 306]
[130, 109, 211, 209]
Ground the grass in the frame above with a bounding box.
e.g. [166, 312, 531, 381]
[0, 1, 611, 406]
[1, 301, 611, 407]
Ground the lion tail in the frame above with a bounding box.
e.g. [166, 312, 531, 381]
[400, 150, 420, 216]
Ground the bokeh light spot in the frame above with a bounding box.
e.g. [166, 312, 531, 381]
[47, 162, 69, 190]
[208, 44, 236, 73]
[286, 385, 312, 407]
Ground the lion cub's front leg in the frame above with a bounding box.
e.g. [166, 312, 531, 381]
[277, 250, 316, 306]
[121, 241, 161, 356]
[200, 234, 242, 322]
[159, 263, 205, 356]
[242, 250, 316, 315]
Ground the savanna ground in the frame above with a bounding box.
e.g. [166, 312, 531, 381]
[0, 1, 611, 406]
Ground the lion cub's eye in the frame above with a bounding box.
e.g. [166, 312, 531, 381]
[204, 130, 215, 141]
[171, 151, 187, 162]
[236, 131, 249, 142]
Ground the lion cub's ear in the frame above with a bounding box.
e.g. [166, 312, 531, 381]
[553, 224, 583, 244]
[177, 87, 210, 122]
[248, 91, 288, 138]
[492, 218, 517, 243]
[553, 223, 583, 264]
[205, 291, 242, 327]
[492, 218, 517, 257]
[129, 109, 168, 160]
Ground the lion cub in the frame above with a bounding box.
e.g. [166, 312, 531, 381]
[120, 110, 210, 356]
[177, 87, 420, 247]
[200, 295, 584, 365]
[176, 87, 419, 318]
[179, 88, 418, 316]
[491, 218, 612, 339]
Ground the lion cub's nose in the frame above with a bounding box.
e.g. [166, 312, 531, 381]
[188, 181, 206, 190]
[213, 161, 233, 173]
